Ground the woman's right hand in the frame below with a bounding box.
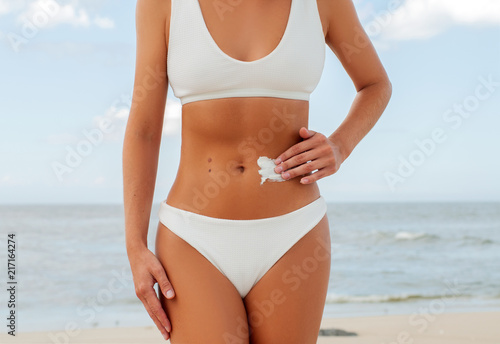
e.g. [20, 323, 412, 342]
[128, 246, 175, 341]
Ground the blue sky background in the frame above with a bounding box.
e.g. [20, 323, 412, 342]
[0, 0, 499, 204]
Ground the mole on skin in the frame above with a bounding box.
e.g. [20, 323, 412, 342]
[205, 156, 281, 179]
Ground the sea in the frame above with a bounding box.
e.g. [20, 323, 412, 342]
[0, 201, 499, 334]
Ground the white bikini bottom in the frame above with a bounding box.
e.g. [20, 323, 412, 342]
[158, 195, 328, 298]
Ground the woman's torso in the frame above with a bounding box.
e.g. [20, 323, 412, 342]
[164, 0, 329, 219]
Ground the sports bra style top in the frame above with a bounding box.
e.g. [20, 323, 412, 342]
[167, 0, 326, 105]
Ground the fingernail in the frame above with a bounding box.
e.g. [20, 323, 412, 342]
[275, 157, 282, 164]
[166, 289, 174, 298]
[163, 332, 169, 340]
[282, 172, 290, 179]
[274, 165, 283, 173]
[300, 178, 309, 184]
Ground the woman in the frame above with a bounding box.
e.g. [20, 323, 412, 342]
[123, 0, 391, 342]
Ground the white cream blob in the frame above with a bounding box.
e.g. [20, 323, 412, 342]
[257, 156, 286, 185]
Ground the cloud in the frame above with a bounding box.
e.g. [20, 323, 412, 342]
[91, 96, 182, 142]
[352, 0, 376, 24]
[369, 0, 500, 41]
[53, 3, 90, 27]
[94, 15, 114, 29]
[14, 0, 114, 29]
[162, 99, 182, 136]
[93, 176, 105, 185]
[0, 174, 31, 186]
[0, 0, 26, 16]
[92, 99, 129, 142]
[46, 133, 79, 145]
[16, 0, 87, 28]
[0, 0, 10, 15]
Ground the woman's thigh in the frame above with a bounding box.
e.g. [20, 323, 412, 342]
[243, 215, 331, 344]
[155, 222, 250, 344]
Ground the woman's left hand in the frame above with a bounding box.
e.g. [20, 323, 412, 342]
[273, 127, 344, 184]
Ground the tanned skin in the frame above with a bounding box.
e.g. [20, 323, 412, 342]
[123, 0, 392, 342]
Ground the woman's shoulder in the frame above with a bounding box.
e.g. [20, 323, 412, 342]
[136, 0, 171, 26]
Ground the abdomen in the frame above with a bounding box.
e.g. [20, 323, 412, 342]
[165, 97, 321, 219]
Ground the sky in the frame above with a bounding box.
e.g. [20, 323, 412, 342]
[0, 0, 499, 204]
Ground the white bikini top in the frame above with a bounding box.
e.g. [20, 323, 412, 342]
[167, 0, 325, 105]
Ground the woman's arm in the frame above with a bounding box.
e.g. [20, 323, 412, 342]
[274, 0, 392, 183]
[122, 0, 172, 340]
[123, 0, 168, 254]
[324, 0, 392, 162]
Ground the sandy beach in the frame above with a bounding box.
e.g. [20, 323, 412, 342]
[1, 312, 498, 343]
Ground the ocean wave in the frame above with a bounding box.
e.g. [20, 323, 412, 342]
[325, 293, 469, 304]
[395, 231, 427, 241]
[461, 235, 496, 246]
[394, 231, 441, 241]
[363, 230, 496, 246]
[364, 230, 441, 243]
